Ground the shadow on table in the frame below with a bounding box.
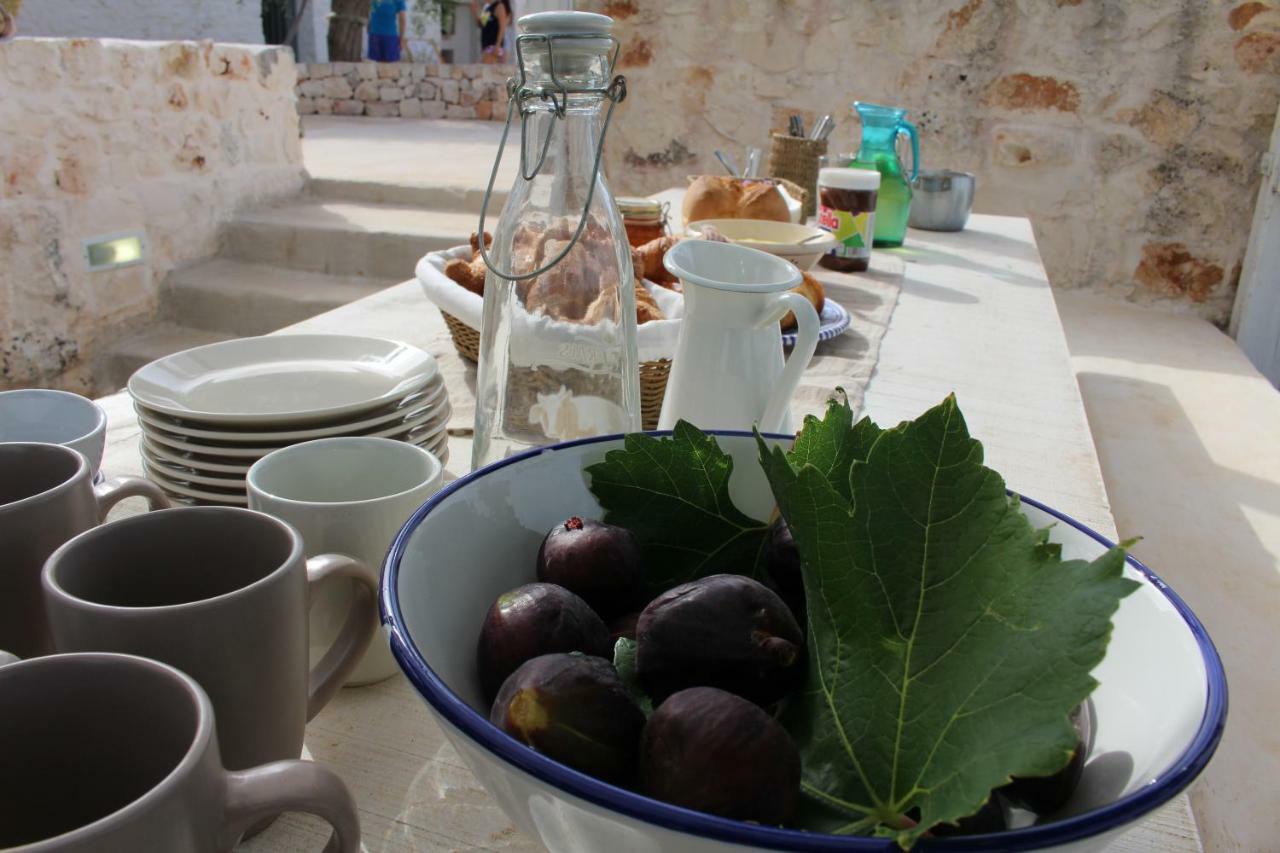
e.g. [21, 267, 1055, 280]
[892, 244, 1047, 290]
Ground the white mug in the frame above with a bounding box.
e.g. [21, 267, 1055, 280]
[0, 389, 107, 477]
[659, 240, 820, 434]
[248, 437, 444, 685]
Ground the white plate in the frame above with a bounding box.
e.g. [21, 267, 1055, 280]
[134, 381, 447, 443]
[140, 437, 255, 475]
[138, 409, 450, 461]
[141, 402, 452, 456]
[128, 335, 440, 427]
[134, 375, 444, 435]
[143, 428, 450, 485]
[143, 461, 247, 504]
[144, 435, 450, 506]
[140, 427, 450, 473]
[141, 450, 247, 489]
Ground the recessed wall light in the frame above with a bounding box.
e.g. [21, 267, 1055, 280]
[84, 232, 146, 272]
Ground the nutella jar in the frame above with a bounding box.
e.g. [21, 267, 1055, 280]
[817, 167, 880, 272]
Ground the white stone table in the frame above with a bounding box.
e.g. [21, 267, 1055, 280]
[94, 213, 1201, 851]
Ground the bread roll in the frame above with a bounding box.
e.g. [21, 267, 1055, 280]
[683, 176, 790, 224]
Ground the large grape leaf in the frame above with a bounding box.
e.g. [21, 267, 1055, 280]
[585, 422, 771, 593]
[585, 396, 882, 595]
[758, 394, 1138, 847]
[787, 388, 883, 502]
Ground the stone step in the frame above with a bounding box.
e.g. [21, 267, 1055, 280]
[102, 324, 236, 393]
[224, 200, 475, 278]
[162, 258, 399, 337]
[308, 177, 507, 214]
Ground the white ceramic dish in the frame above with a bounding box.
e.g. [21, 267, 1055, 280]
[140, 450, 248, 489]
[0, 389, 107, 475]
[140, 438, 256, 475]
[143, 427, 451, 478]
[141, 460, 247, 504]
[782, 299, 852, 348]
[145, 436, 449, 506]
[382, 432, 1226, 853]
[142, 414, 451, 464]
[686, 219, 838, 270]
[133, 382, 446, 443]
[140, 402, 452, 456]
[134, 376, 444, 435]
[128, 335, 439, 427]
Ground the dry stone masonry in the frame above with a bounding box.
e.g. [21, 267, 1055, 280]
[0, 39, 303, 394]
[296, 62, 513, 121]
[584, 0, 1280, 324]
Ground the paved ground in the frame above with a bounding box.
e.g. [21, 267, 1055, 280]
[1059, 291, 1280, 852]
[302, 116, 515, 190]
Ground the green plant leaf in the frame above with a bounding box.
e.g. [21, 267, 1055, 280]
[758, 394, 1139, 848]
[585, 422, 770, 593]
[787, 388, 883, 501]
[613, 637, 653, 716]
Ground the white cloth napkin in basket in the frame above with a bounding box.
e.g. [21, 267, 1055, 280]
[416, 246, 685, 363]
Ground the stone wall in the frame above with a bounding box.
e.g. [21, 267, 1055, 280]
[0, 39, 304, 394]
[584, 0, 1280, 324]
[15, 0, 263, 45]
[296, 62, 512, 120]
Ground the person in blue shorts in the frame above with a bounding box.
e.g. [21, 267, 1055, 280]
[368, 0, 406, 62]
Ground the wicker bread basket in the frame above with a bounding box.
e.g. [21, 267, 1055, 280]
[440, 311, 671, 431]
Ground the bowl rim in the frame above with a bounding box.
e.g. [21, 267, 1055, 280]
[684, 218, 838, 253]
[381, 430, 1228, 851]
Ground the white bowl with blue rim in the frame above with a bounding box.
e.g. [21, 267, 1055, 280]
[381, 432, 1226, 852]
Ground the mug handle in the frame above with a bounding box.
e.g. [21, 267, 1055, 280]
[93, 475, 170, 521]
[222, 760, 361, 853]
[759, 291, 821, 434]
[304, 554, 379, 720]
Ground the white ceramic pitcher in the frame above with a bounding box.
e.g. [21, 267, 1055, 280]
[659, 240, 820, 433]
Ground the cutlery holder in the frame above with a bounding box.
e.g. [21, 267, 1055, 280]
[767, 135, 828, 220]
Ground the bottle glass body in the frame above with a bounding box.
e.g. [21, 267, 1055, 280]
[472, 93, 639, 468]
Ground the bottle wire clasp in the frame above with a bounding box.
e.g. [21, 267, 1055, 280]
[476, 32, 627, 283]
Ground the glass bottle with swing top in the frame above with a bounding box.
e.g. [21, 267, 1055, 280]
[472, 11, 640, 468]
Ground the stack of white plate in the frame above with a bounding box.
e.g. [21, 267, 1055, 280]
[128, 335, 450, 506]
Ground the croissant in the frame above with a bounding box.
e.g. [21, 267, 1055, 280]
[781, 271, 825, 331]
[444, 256, 486, 296]
[635, 282, 665, 324]
[632, 235, 680, 287]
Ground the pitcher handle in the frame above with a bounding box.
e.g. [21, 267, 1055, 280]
[759, 292, 820, 434]
[899, 120, 920, 183]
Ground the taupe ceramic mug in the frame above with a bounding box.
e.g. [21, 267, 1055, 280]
[0, 652, 360, 852]
[42, 507, 378, 772]
[0, 442, 168, 658]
